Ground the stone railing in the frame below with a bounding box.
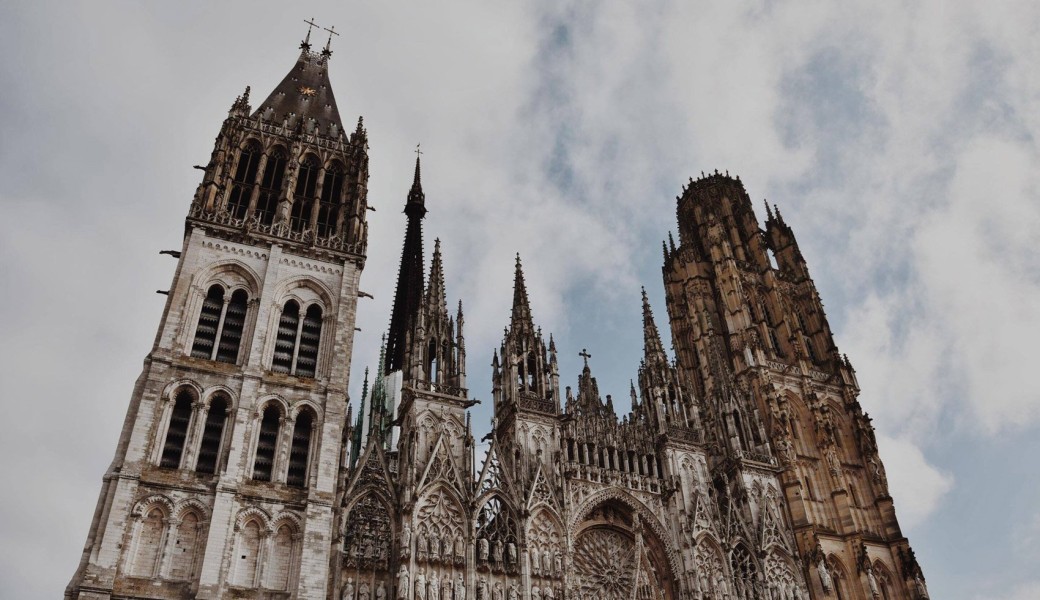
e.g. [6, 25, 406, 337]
[519, 391, 556, 415]
[413, 379, 468, 399]
[188, 201, 366, 256]
[739, 449, 777, 466]
[667, 424, 700, 444]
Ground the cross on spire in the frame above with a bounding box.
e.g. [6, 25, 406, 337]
[415, 143, 423, 157]
[322, 24, 339, 55]
[302, 18, 319, 49]
[579, 348, 592, 367]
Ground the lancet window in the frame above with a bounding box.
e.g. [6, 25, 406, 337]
[168, 511, 202, 581]
[195, 395, 229, 474]
[291, 155, 320, 232]
[226, 141, 261, 220]
[286, 408, 315, 487]
[160, 390, 194, 469]
[255, 148, 287, 226]
[130, 506, 166, 577]
[252, 404, 281, 481]
[316, 161, 345, 237]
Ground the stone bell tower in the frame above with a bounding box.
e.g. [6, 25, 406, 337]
[66, 26, 371, 600]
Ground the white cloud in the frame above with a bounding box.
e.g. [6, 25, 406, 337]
[876, 434, 953, 530]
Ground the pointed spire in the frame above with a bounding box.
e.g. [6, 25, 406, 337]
[426, 238, 447, 312]
[763, 199, 774, 221]
[509, 253, 534, 332]
[385, 156, 428, 374]
[668, 231, 677, 253]
[642, 287, 668, 365]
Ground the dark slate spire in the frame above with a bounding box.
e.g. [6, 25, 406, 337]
[252, 34, 345, 134]
[385, 156, 427, 374]
[509, 254, 534, 334]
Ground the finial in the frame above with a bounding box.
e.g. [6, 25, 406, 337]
[579, 348, 592, 367]
[668, 231, 676, 252]
[322, 24, 340, 56]
[764, 199, 774, 220]
[242, 85, 250, 103]
[302, 18, 319, 50]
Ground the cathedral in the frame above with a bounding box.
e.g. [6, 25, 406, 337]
[66, 28, 930, 600]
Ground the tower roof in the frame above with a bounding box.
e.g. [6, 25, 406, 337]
[641, 287, 668, 365]
[252, 44, 344, 133]
[509, 254, 534, 334]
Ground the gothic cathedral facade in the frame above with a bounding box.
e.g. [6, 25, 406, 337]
[67, 32, 929, 600]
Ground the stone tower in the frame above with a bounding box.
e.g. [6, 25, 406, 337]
[68, 30, 929, 600]
[66, 30, 371, 600]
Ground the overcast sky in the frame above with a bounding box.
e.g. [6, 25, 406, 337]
[2, 2, 1039, 599]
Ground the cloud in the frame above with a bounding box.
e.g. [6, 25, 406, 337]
[876, 434, 953, 530]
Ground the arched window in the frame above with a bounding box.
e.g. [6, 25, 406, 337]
[227, 142, 261, 219]
[131, 507, 166, 577]
[216, 290, 248, 363]
[286, 410, 314, 487]
[191, 285, 224, 359]
[291, 156, 320, 232]
[272, 300, 300, 374]
[255, 148, 287, 226]
[316, 162, 345, 237]
[195, 395, 229, 474]
[266, 524, 295, 590]
[427, 338, 439, 383]
[252, 405, 281, 481]
[295, 305, 322, 378]
[168, 511, 201, 580]
[233, 519, 262, 587]
[191, 285, 249, 364]
[160, 390, 194, 468]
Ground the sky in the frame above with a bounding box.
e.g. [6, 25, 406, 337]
[1, 1, 1038, 598]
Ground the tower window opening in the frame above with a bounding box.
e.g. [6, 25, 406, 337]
[804, 335, 818, 363]
[272, 300, 300, 374]
[291, 156, 320, 232]
[226, 142, 261, 220]
[160, 390, 194, 468]
[196, 395, 229, 474]
[216, 289, 248, 364]
[295, 305, 323, 378]
[427, 338, 439, 383]
[256, 149, 287, 226]
[316, 163, 344, 238]
[252, 405, 281, 482]
[286, 409, 314, 487]
[191, 285, 224, 359]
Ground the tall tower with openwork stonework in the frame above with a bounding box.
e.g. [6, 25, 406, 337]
[66, 29, 371, 600]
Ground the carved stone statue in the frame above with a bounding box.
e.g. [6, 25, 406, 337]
[402, 524, 412, 550]
[477, 576, 489, 600]
[418, 531, 428, 558]
[344, 578, 356, 600]
[532, 586, 541, 600]
[377, 582, 387, 600]
[442, 574, 453, 600]
[508, 583, 519, 600]
[867, 568, 880, 599]
[478, 537, 489, 561]
[554, 552, 562, 575]
[493, 582, 504, 600]
[415, 570, 427, 600]
[454, 536, 465, 562]
[429, 573, 440, 600]
[544, 550, 553, 574]
[398, 567, 410, 600]
[455, 574, 466, 600]
[817, 558, 832, 593]
[430, 531, 441, 561]
[507, 541, 517, 564]
[913, 573, 929, 599]
[360, 582, 371, 600]
[543, 587, 554, 600]
[530, 548, 540, 573]
[492, 540, 503, 563]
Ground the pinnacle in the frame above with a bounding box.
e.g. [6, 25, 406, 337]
[509, 253, 534, 332]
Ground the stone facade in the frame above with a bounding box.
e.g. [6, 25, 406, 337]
[67, 33, 928, 600]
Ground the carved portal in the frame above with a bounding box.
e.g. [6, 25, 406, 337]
[572, 503, 671, 600]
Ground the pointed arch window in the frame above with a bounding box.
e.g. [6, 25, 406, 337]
[291, 155, 320, 232]
[196, 395, 229, 474]
[252, 405, 281, 482]
[227, 142, 262, 220]
[316, 162, 345, 237]
[191, 285, 249, 364]
[160, 390, 194, 468]
[169, 511, 201, 580]
[272, 301, 323, 378]
[131, 507, 166, 576]
[255, 148, 287, 226]
[286, 409, 315, 487]
[234, 519, 262, 587]
[266, 524, 296, 589]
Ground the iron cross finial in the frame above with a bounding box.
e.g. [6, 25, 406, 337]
[323, 24, 340, 53]
[415, 143, 423, 157]
[579, 348, 591, 366]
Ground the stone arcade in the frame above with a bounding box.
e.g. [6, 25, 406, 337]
[67, 29, 929, 600]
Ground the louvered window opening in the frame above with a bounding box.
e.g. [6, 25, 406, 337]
[295, 305, 322, 378]
[252, 406, 280, 482]
[255, 150, 287, 226]
[227, 143, 261, 220]
[191, 285, 224, 359]
[272, 300, 300, 374]
[316, 165, 344, 238]
[195, 395, 228, 475]
[160, 391, 194, 468]
[216, 289, 248, 363]
[291, 157, 320, 233]
[286, 410, 313, 487]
